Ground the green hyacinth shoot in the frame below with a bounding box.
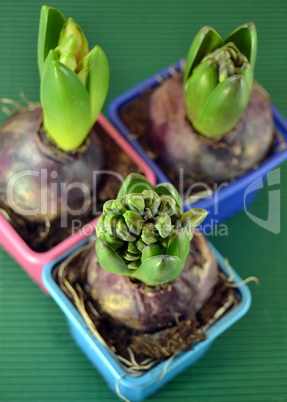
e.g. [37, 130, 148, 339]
[96, 174, 208, 286]
[38, 5, 109, 151]
[184, 22, 257, 139]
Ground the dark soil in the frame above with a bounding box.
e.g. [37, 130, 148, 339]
[0, 122, 141, 252]
[54, 238, 239, 367]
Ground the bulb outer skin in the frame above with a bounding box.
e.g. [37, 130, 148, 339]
[0, 106, 105, 223]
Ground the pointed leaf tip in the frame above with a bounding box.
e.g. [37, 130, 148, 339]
[223, 22, 257, 69]
[184, 26, 222, 83]
[38, 5, 66, 78]
[84, 45, 109, 124]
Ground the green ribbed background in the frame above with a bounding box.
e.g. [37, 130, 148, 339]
[1, 1, 287, 401]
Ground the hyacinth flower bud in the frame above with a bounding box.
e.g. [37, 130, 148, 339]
[96, 174, 207, 286]
[184, 22, 257, 139]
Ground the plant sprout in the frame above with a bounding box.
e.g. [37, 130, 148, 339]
[38, 5, 109, 151]
[96, 173, 207, 286]
[184, 22, 257, 139]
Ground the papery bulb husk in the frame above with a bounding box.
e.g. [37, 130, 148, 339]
[149, 72, 274, 184]
[87, 230, 218, 332]
[0, 106, 105, 223]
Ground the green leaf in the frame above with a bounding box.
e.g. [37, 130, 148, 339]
[132, 255, 183, 286]
[41, 60, 91, 151]
[117, 173, 154, 199]
[185, 57, 218, 124]
[77, 67, 89, 85]
[83, 46, 109, 124]
[38, 5, 66, 79]
[239, 62, 254, 91]
[96, 238, 132, 276]
[184, 26, 222, 84]
[193, 75, 251, 138]
[166, 230, 190, 262]
[155, 182, 182, 211]
[141, 244, 165, 262]
[224, 22, 257, 69]
[40, 49, 59, 85]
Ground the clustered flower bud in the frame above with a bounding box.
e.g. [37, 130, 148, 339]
[184, 23, 256, 139]
[96, 174, 207, 285]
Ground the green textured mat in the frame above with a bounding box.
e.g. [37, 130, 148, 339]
[1, 1, 287, 401]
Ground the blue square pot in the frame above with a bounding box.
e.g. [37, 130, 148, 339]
[43, 239, 251, 402]
[108, 61, 287, 228]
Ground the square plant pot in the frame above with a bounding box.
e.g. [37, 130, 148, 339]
[108, 61, 287, 229]
[0, 114, 156, 293]
[43, 238, 251, 402]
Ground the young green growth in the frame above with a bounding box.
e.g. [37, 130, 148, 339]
[96, 173, 207, 286]
[38, 5, 109, 151]
[184, 22, 257, 139]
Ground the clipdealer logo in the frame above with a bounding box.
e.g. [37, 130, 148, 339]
[4, 167, 282, 235]
[244, 168, 281, 234]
